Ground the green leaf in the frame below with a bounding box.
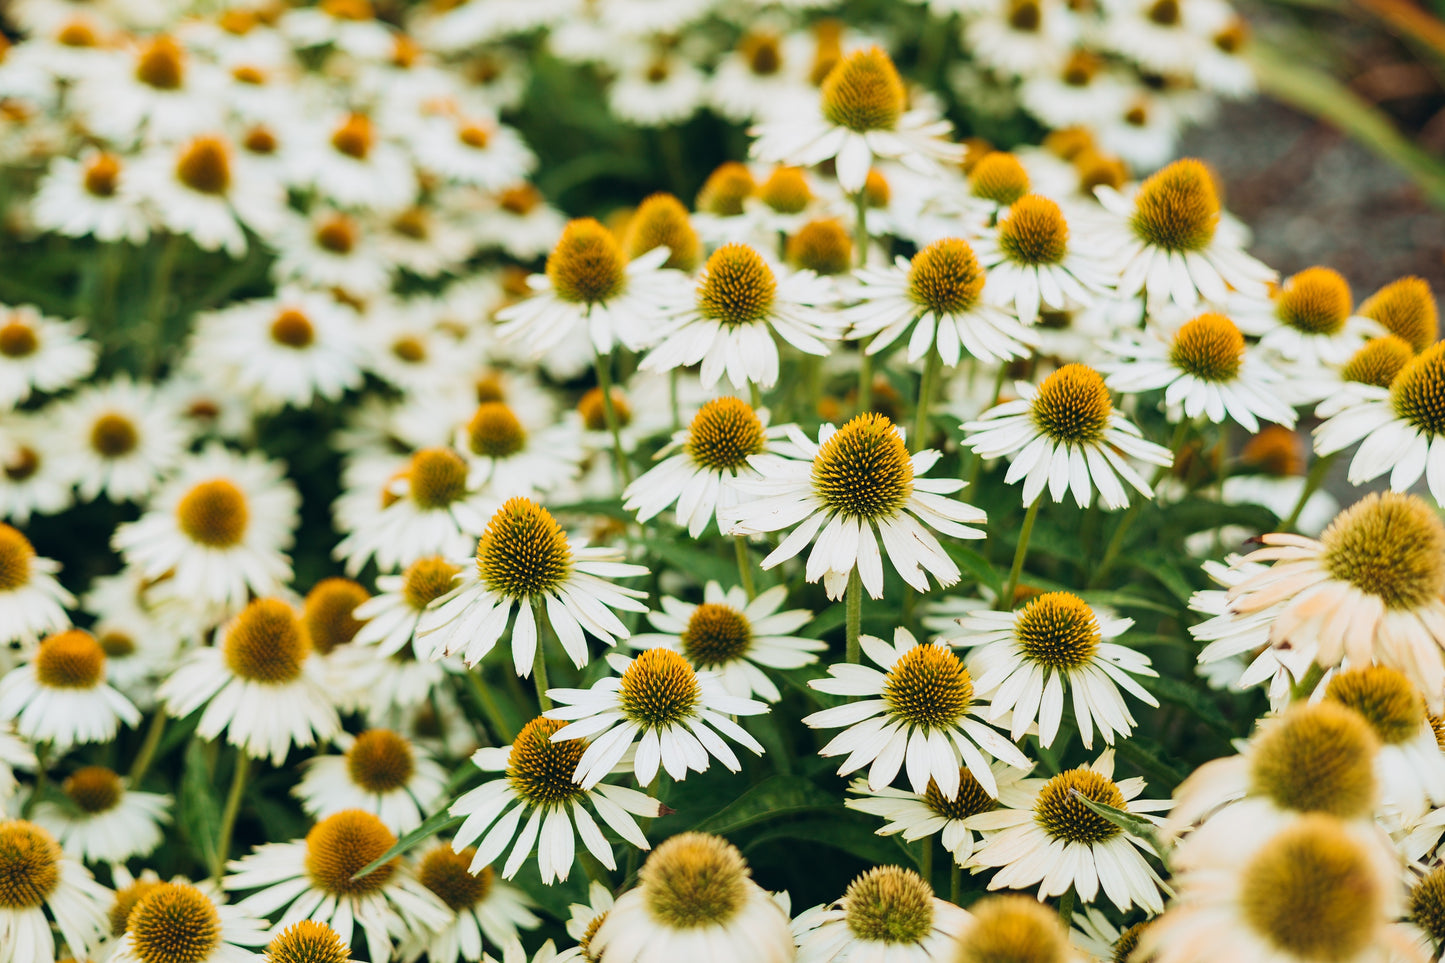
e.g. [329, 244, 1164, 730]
[177, 738, 221, 872]
[744, 815, 904, 867]
[940, 541, 1000, 595]
[1070, 792, 1171, 867]
[1148, 674, 1239, 739]
[691, 774, 837, 835]
[352, 809, 464, 881]
[640, 537, 737, 589]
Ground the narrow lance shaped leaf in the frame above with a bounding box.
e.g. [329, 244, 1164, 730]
[351, 808, 464, 881]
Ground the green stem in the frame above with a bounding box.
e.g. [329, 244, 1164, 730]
[919, 839, 934, 893]
[214, 752, 251, 879]
[911, 349, 942, 454]
[852, 189, 868, 268]
[950, 861, 962, 904]
[144, 233, 183, 375]
[128, 710, 167, 784]
[845, 570, 863, 665]
[1290, 661, 1327, 702]
[532, 598, 553, 711]
[1282, 452, 1337, 533]
[749, 381, 763, 411]
[592, 347, 633, 486]
[857, 345, 873, 415]
[734, 536, 757, 599]
[999, 498, 1042, 611]
[466, 672, 515, 743]
[1090, 498, 1142, 590]
[579, 849, 615, 890]
[963, 363, 1012, 493]
[1058, 885, 1076, 926]
[669, 369, 681, 432]
[22, 744, 48, 818]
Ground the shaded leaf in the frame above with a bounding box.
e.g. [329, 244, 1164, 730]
[353, 809, 463, 881]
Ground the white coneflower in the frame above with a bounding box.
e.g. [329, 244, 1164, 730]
[627, 582, 822, 702]
[962, 364, 1172, 509]
[562, 880, 614, 960]
[845, 763, 1027, 868]
[725, 414, 986, 600]
[794, 865, 971, 963]
[976, 195, 1115, 324]
[377, 205, 477, 279]
[1402, 866, 1445, 960]
[0, 524, 72, 648]
[640, 242, 839, 390]
[110, 880, 270, 963]
[469, 182, 569, 260]
[951, 592, 1158, 749]
[588, 832, 794, 963]
[1137, 815, 1416, 963]
[30, 149, 151, 244]
[1095, 158, 1275, 309]
[0, 722, 34, 808]
[131, 134, 285, 257]
[842, 239, 1037, 367]
[225, 809, 451, 963]
[0, 305, 96, 408]
[351, 556, 463, 658]
[270, 209, 394, 298]
[965, 0, 1078, 77]
[623, 397, 788, 538]
[53, 377, 186, 503]
[0, 418, 74, 525]
[112, 444, 298, 610]
[448, 717, 663, 884]
[72, 33, 223, 144]
[263, 919, 356, 963]
[291, 111, 416, 212]
[1233, 266, 1377, 369]
[956, 895, 1075, 963]
[294, 729, 447, 833]
[159, 598, 340, 765]
[188, 291, 366, 413]
[0, 630, 140, 751]
[805, 627, 1032, 798]
[1103, 311, 1297, 431]
[709, 30, 813, 124]
[452, 400, 583, 498]
[419, 497, 648, 675]
[546, 648, 767, 788]
[1314, 341, 1445, 503]
[407, 842, 541, 963]
[1359, 274, 1438, 353]
[495, 218, 686, 358]
[750, 47, 963, 195]
[609, 53, 709, 127]
[1197, 493, 1445, 703]
[414, 112, 536, 190]
[0, 819, 110, 963]
[32, 765, 169, 865]
[971, 750, 1168, 912]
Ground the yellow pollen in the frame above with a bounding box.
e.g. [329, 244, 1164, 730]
[623, 193, 700, 272]
[90, 411, 139, 458]
[223, 598, 310, 684]
[127, 883, 221, 963]
[466, 402, 528, 459]
[401, 556, 460, 611]
[1123, 102, 1149, 127]
[315, 214, 357, 255]
[1169, 312, 1245, 381]
[34, 630, 105, 689]
[546, 219, 627, 305]
[390, 207, 430, 240]
[1044, 126, 1095, 161]
[1277, 266, 1352, 336]
[1409, 866, 1445, 946]
[741, 32, 782, 75]
[176, 478, 249, 548]
[1321, 491, 1445, 610]
[696, 163, 755, 217]
[265, 920, 352, 963]
[620, 648, 701, 727]
[923, 768, 997, 820]
[0, 320, 36, 358]
[390, 335, 426, 363]
[1148, 0, 1180, 24]
[787, 219, 853, 276]
[1325, 665, 1424, 746]
[864, 168, 891, 208]
[304, 810, 397, 896]
[956, 895, 1069, 963]
[242, 126, 277, 155]
[499, 183, 542, 216]
[969, 153, 1030, 206]
[679, 603, 752, 668]
[418, 846, 493, 911]
[63, 766, 122, 814]
[474, 497, 572, 598]
[110, 879, 163, 936]
[303, 578, 369, 655]
[908, 239, 985, 316]
[1033, 767, 1126, 843]
[697, 244, 777, 327]
[347, 729, 415, 793]
[686, 397, 767, 472]
[812, 413, 914, 518]
[135, 36, 184, 90]
[391, 34, 420, 69]
[1240, 815, 1381, 960]
[1074, 149, 1128, 193]
[1343, 336, 1412, 388]
[1061, 50, 1101, 86]
[1014, 592, 1101, 670]
[820, 47, 905, 133]
[219, 9, 258, 34]
[407, 448, 468, 510]
[1393, 341, 1445, 434]
[1362, 276, 1438, 352]
[507, 716, 586, 805]
[2, 445, 37, 483]
[998, 194, 1068, 265]
[175, 137, 231, 196]
[56, 19, 99, 47]
[331, 114, 373, 160]
[99, 630, 135, 657]
[322, 0, 375, 18]
[1008, 0, 1043, 30]
[1239, 426, 1305, 477]
[883, 642, 972, 729]
[230, 64, 266, 85]
[0, 524, 34, 592]
[578, 387, 631, 433]
[843, 866, 934, 943]
[1030, 364, 1113, 444]
[1130, 158, 1219, 252]
[269, 308, 314, 349]
[0, 821, 61, 909]
[1214, 18, 1249, 51]
[641, 832, 750, 929]
[1248, 701, 1378, 818]
[758, 167, 812, 214]
[83, 154, 121, 198]
[809, 19, 844, 86]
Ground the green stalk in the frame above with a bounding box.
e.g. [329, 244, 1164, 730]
[845, 570, 863, 665]
[1282, 452, 1337, 533]
[128, 710, 167, 784]
[857, 346, 873, 416]
[734, 536, 757, 599]
[919, 839, 934, 893]
[592, 347, 633, 486]
[1058, 885, 1076, 926]
[214, 752, 251, 879]
[22, 744, 48, 818]
[466, 672, 516, 743]
[910, 350, 943, 453]
[999, 498, 1042, 611]
[531, 597, 554, 711]
[950, 861, 962, 904]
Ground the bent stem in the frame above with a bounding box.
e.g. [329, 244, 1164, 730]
[845, 570, 863, 665]
[1282, 451, 1337, 533]
[592, 346, 633, 486]
[734, 536, 757, 599]
[911, 350, 942, 454]
[532, 597, 554, 711]
[128, 710, 167, 784]
[215, 751, 251, 879]
[999, 497, 1042, 610]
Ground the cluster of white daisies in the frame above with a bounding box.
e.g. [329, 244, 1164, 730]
[0, 2, 1444, 963]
